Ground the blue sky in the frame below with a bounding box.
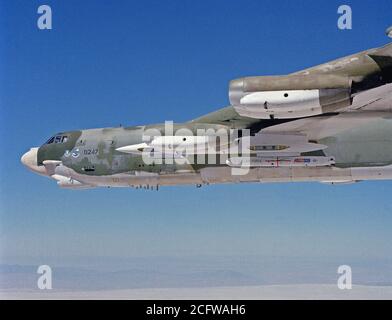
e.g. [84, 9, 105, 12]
[1, 0, 392, 268]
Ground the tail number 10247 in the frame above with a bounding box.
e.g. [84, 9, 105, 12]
[83, 149, 99, 155]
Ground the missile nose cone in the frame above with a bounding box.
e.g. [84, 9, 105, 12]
[21, 147, 47, 175]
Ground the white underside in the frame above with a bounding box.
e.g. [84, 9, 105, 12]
[47, 164, 392, 189]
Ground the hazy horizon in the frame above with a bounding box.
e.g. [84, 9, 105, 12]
[1, 0, 392, 297]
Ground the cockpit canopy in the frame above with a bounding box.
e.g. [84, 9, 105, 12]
[45, 134, 68, 145]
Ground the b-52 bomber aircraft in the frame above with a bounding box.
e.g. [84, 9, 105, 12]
[22, 29, 392, 189]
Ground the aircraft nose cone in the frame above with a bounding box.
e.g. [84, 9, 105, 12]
[21, 148, 38, 167]
[21, 148, 47, 175]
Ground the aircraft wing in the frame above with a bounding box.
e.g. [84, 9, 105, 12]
[189, 105, 261, 129]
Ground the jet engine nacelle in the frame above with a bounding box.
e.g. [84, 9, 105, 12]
[229, 75, 352, 119]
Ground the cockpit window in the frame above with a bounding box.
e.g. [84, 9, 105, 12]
[46, 136, 55, 144]
[45, 135, 69, 145]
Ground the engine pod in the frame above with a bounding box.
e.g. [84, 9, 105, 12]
[229, 75, 352, 119]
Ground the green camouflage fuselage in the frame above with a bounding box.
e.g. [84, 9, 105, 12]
[37, 111, 392, 177]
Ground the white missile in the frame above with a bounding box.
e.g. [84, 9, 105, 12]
[116, 135, 230, 155]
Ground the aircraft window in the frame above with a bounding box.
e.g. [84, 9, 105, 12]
[46, 137, 55, 144]
[55, 136, 62, 143]
[62, 136, 68, 143]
